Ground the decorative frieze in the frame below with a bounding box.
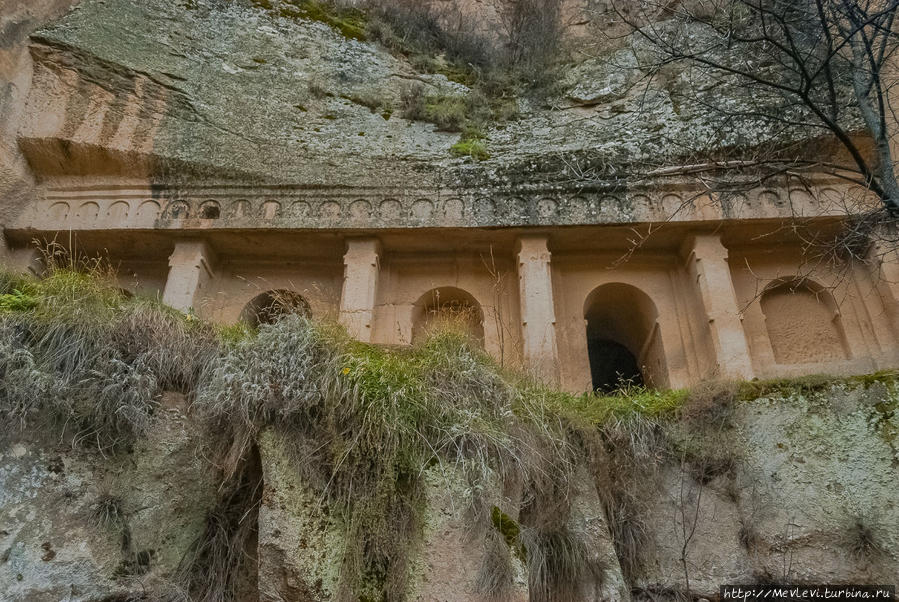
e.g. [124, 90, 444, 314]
[17, 182, 863, 232]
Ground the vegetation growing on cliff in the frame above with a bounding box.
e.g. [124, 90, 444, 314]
[0, 263, 596, 600]
[251, 0, 367, 40]
[249, 0, 562, 160]
[3, 263, 897, 599]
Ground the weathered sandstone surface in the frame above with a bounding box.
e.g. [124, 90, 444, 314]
[2, 383, 897, 600]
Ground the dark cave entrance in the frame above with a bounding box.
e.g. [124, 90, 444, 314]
[583, 282, 667, 392]
[240, 289, 311, 328]
[586, 337, 643, 393]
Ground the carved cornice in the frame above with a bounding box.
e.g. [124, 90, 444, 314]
[9, 179, 873, 232]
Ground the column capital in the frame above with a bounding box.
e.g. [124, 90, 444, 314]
[343, 237, 382, 262]
[681, 232, 728, 263]
[167, 239, 217, 272]
[516, 234, 552, 261]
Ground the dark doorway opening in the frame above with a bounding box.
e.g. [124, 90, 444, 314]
[586, 337, 643, 393]
[583, 282, 666, 392]
[240, 290, 311, 328]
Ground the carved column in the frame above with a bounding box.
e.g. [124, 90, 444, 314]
[517, 235, 560, 384]
[683, 233, 755, 380]
[867, 233, 899, 335]
[339, 237, 381, 343]
[162, 240, 216, 314]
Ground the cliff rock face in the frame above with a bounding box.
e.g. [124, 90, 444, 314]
[0, 0, 78, 228]
[1, 0, 835, 218]
[2, 383, 897, 600]
[640, 382, 899, 588]
[0, 394, 218, 601]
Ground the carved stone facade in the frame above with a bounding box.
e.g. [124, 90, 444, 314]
[5, 177, 898, 392]
[3, 0, 899, 393]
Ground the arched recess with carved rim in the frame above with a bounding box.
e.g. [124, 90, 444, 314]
[583, 283, 668, 392]
[411, 287, 485, 345]
[240, 290, 311, 328]
[760, 278, 850, 364]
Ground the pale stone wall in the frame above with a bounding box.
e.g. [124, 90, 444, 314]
[11, 220, 891, 393]
[202, 258, 344, 324]
[371, 248, 522, 366]
[730, 243, 899, 380]
[552, 251, 697, 391]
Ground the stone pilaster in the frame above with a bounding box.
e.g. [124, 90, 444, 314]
[162, 240, 216, 313]
[683, 233, 755, 380]
[517, 235, 559, 384]
[867, 234, 899, 335]
[339, 237, 381, 343]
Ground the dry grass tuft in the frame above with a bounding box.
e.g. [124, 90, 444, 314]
[91, 493, 127, 531]
[476, 528, 516, 601]
[177, 446, 262, 602]
[0, 263, 224, 451]
[521, 525, 604, 602]
[592, 414, 664, 582]
[738, 516, 761, 552]
[845, 518, 884, 560]
[679, 380, 740, 424]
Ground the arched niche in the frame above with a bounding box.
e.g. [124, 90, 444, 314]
[760, 278, 849, 364]
[583, 283, 667, 392]
[240, 290, 311, 328]
[412, 287, 485, 345]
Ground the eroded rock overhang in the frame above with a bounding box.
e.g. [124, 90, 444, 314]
[7, 0, 880, 240]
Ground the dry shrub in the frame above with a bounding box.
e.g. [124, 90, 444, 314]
[670, 380, 742, 484]
[476, 528, 516, 601]
[0, 265, 222, 451]
[500, 0, 562, 78]
[844, 518, 884, 560]
[178, 446, 263, 602]
[366, 0, 498, 79]
[366, 0, 562, 92]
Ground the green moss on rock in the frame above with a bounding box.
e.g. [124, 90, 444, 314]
[491, 506, 527, 562]
[450, 137, 490, 161]
[253, 0, 367, 41]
